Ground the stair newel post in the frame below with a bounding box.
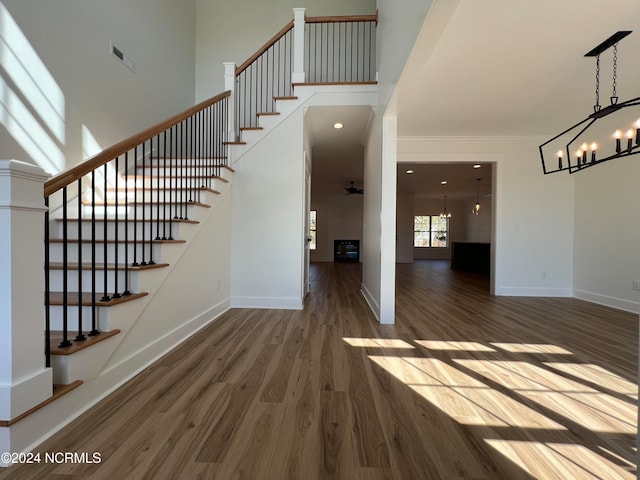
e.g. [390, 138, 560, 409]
[223, 62, 236, 144]
[292, 8, 306, 84]
[0, 160, 53, 440]
[76, 179, 86, 341]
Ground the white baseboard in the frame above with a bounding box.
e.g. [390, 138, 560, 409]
[360, 283, 380, 322]
[496, 287, 573, 297]
[230, 296, 303, 310]
[573, 289, 639, 314]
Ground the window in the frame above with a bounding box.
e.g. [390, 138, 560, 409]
[414, 215, 448, 247]
[309, 210, 317, 250]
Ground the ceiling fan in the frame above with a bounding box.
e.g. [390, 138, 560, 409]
[344, 181, 364, 195]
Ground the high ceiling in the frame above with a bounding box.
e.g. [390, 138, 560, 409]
[397, 0, 640, 138]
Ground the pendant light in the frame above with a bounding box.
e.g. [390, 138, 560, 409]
[440, 195, 451, 218]
[472, 178, 481, 215]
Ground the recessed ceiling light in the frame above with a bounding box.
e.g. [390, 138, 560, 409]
[406, 169, 414, 174]
[473, 164, 482, 169]
[440, 180, 448, 185]
[333, 122, 344, 129]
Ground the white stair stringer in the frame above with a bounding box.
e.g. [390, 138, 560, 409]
[2, 166, 234, 462]
[228, 83, 377, 164]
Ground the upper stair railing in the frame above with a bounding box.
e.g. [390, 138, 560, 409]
[43, 91, 230, 368]
[232, 9, 377, 136]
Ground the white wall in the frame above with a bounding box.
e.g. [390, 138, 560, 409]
[361, 0, 433, 322]
[195, 0, 376, 101]
[573, 155, 640, 313]
[310, 192, 363, 262]
[1, 0, 196, 175]
[230, 109, 305, 309]
[398, 137, 575, 297]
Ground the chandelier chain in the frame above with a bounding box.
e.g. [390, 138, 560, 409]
[612, 42, 618, 99]
[594, 54, 600, 111]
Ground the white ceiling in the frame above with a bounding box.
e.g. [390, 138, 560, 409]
[397, 0, 640, 137]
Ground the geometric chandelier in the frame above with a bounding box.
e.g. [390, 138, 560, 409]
[539, 31, 640, 174]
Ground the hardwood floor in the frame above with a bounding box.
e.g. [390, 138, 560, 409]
[1, 261, 637, 479]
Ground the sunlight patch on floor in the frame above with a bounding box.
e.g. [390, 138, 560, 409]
[415, 340, 496, 352]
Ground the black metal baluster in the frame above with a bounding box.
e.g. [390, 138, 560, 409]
[169, 126, 175, 240]
[60, 187, 72, 347]
[76, 179, 86, 341]
[148, 139, 155, 265]
[101, 165, 110, 301]
[132, 146, 139, 266]
[89, 171, 98, 336]
[44, 197, 51, 367]
[179, 121, 185, 219]
[140, 142, 147, 265]
[162, 130, 167, 240]
[112, 158, 121, 299]
[155, 135, 161, 241]
[123, 151, 131, 295]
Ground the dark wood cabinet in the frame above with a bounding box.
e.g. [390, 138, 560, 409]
[451, 242, 490, 275]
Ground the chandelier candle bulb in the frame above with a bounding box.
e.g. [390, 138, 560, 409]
[615, 130, 622, 153]
[626, 130, 633, 151]
[590, 143, 597, 162]
[557, 150, 563, 169]
[581, 143, 588, 164]
[635, 119, 640, 145]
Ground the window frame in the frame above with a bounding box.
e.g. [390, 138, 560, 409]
[413, 215, 449, 248]
[309, 210, 317, 250]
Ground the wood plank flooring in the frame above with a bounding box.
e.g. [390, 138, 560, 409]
[1, 260, 637, 479]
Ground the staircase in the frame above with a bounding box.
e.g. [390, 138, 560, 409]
[1, 8, 378, 465]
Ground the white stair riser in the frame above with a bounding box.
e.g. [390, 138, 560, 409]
[119, 177, 226, 190]
[48, 305, 111, 333]
[81, 204, 199, 220]
[54, 221, 183, 242]
[49, 242, 164, 265]
[49, 269, 140, 295]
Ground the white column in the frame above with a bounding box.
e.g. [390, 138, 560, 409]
[223, 62, 237, 143]
[292, 8, 306, 84]
[0, 160, 53, 425]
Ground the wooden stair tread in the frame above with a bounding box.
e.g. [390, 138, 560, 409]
[224, 141, 246, 145]
[49, 262, 170, 271]
[104, 186, 222, 195]
[50, 330, 121, 355]
[49, 291, 148, 307]
[55, 218, 199, 225]
[256, 111, 280, 116]
[239, 127, 263, 131]
[49, 238, 187, 244]
[274, 96, 298, 100]
[0, 381, 83, 427]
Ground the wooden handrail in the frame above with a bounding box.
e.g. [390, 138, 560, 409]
[305, 13, 378, 24]
[236, 20, 294, 76]
[44, 90, 231, 198]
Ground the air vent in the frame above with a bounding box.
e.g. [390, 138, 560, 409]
[110, 42, 135, 73]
